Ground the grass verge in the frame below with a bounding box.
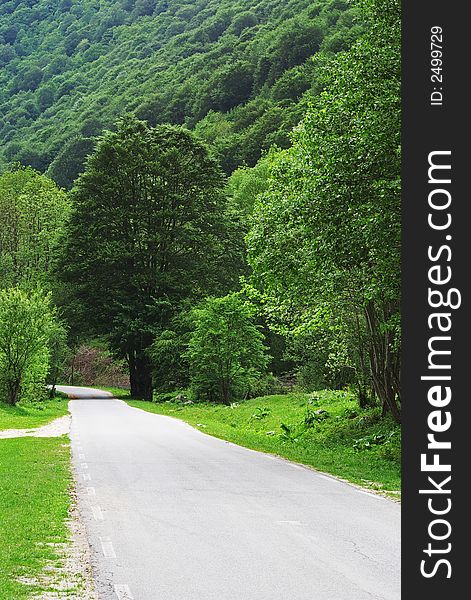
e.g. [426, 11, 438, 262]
[0, 437, 71, 598]
[127, 390, 401, 495]
[0, 396, 70, 431]
[98, 386, 132, 400]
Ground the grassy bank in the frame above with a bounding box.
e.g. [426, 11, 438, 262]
[99, 386, 132, 400]
[0, 437, 71, 598]
[127, 390, 401, 495]
[0, 396, 70, 431]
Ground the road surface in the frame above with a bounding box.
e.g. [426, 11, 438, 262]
[58, 386, 401, 600]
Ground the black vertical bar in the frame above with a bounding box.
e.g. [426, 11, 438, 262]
[403, 0, 469, 597]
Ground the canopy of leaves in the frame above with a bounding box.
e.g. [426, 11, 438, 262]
[0, 287, 56, 404]
[186, 293, 269, 403]
[0, 0, 364, 180]
[246, 0, 401, 417]
[0, 166, 70, 290]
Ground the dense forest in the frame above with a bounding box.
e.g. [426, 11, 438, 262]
[0, 0, 400, 422]
[0, 0, 364, 181]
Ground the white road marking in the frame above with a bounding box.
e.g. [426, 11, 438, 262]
[315, 473, 338, 482]
[79, 453, 85, 459]
[92, 505, 104, 520]
[357, 490, 384, 500]
[99, 537, 116, 558]
[114, 584, 134, 599]
[82, 473, 91, 481]
[81, 463, 88, 469]
[87, 486, 96, 495]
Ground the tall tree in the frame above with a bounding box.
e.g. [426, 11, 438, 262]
[59, 117, 235, 399]
[247, 0, 401, 419]
[0, 167, 70, 290]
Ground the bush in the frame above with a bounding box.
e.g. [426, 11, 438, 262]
[186, 293, 269, 404]
[0, 287, 55, 404]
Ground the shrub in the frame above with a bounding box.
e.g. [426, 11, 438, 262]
[186, 293, 269, 404]
[0, 287, 55, 404]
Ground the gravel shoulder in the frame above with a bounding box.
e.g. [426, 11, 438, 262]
[0, 415, 71, 439]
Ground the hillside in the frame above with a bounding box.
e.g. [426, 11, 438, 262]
[0, 0, 363, 186]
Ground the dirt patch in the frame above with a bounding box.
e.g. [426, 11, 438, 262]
[0, 415, 71, 439]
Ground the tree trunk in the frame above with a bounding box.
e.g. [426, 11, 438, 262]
[364, 301, 401, 422]
[6, 379, 21, 405]
[129, 350, 153, 400]
[221, 379, 231, 405]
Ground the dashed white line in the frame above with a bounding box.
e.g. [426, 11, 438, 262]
[79, 453, 85, 459]
[82, 473, 91, 481]
[81, 463, 88, 469]
[92, 505, 104, 520]
[99, 536, 116, 558]
[114, 584, 134, 599]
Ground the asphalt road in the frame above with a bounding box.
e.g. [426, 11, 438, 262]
[58, 386, 400, 600]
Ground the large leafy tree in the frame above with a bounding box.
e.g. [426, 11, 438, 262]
[247, 0, 401, 419]
[60, 117, 236, 399]
[0, 167, 70, 290]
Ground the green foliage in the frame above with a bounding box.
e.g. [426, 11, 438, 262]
[59, 116, 237, 399]
[0, 287, 56, 405]
[246, 0, 401, 419]
[226, 154, 271, 218]
[186, 293, 269, 404]
[0, 167, 70, 289]
[0, 0, 364, 180]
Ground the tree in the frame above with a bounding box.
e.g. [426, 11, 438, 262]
[186, 293, 269, 404]
[46, 319, 70, 398]
[59, 117, 233, 399]
[0, 287, 55, 405]
[247, 0, 401, 419]
[46, 136, 96, 189]
[0, 167, 71, 290]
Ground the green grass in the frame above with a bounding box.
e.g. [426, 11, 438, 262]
[127, 390, 401, 495]
[0, 396, 70, 431]
[0, 438, 71, 598]
[98, 386, 132, 400]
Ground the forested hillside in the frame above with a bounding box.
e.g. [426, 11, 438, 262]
[0, 0, 363, 184]
[1, 0, 400, 420]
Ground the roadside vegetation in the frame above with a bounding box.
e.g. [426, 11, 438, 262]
[128, 390, 401, 494]
[0, 394, 69, 431]
[0, 438, 71, 599]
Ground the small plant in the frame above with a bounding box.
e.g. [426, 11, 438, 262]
[353, 431, 397, 451]
[279, 421, 306, 442]
[304, 408, 329, 428]
[343, 407, 358, 419]
[251, 406, 271, 420]
[307, 393, 321, 405]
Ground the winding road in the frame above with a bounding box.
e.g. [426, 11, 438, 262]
[58, 386, 401, 600]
